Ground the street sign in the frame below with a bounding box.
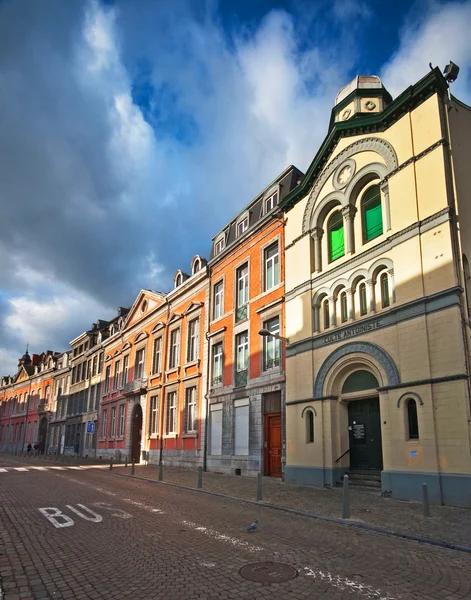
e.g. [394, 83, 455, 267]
[87, 422, 95, 434]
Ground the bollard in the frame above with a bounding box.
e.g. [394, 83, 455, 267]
[131, 459, 135, 475]
[256, 472, 263, 502]
[158, 462, 163, 481]
[422, 483, 430, 518]
[125, 456, 128, 468]
[342, 474, 350, 519]
[197, 466, 203, 489]
[109, 457, 113, 471]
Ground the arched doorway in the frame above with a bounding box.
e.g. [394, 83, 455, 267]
[131, 404, 143, 463]
[342, 370, 383, 469]
[38, 417, 48, 454]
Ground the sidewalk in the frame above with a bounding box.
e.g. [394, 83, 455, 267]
[114, 463, 471, 549]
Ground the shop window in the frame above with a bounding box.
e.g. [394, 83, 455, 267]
[328, 211, 344, 262]
[362, 185, 383, 242]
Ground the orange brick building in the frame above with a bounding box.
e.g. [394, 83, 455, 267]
[0, 349, 57, 453]
[98, 255, 208, 466]
[206, 166, 303, 477]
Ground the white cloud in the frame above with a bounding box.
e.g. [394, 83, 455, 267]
[381, 1, 471, 102]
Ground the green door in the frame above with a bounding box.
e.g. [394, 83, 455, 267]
[348, 398, 383, 469]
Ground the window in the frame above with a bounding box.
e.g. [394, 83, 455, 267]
[362, 185, 383, 242]
[169, 329, 180, 369]
[236, 263, 249, 321]
[265, 191, 278, 213]
[110, 406, 117, 437]
[234, 398, 249, 455]
[149, 397, 158, 435]
[264, 243, 279, 291]
[175, 274, 182, 288]
[407, 399, 419, 440]
[187, 319, 199, 362]
[215, 237, 225, 255]
[263, 316, 281, 370]
[122, 355, 129, 386]
[117, 404, 125, 437]
[323, 298, 330, 329]
[152, 338, 162, 374]
[359, 283, 368, 316]
[184, 387, 197, 433]
[166, 391, 177, 434]
[92, 356, 98, 376]
[237, 217, 248, 236]
[213, 281, 224, 320]
[212, 342, 223, 385]
[306, 410, 314, 443]
[104, 366, 111, 393]
[98, 353, 104, 375]
[192, 258, 201, 274]
[381, 273, 390, 308]
[101, 409, 108, 438]
[135, 348, 145, 379]
[340, 291, 348, 323]
[328, 211, 345, 262]
[95, 382, 101, 411]
[210, 404, 223, 455]
[113, 360, 120, 390]
[236, 331, 249, 372]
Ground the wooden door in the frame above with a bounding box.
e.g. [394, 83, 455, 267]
[348, 398, 383, 469]
[265, 414, 282, 477]
[131, 404, 143, 463]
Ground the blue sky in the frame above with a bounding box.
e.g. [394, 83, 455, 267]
[1, 0, 471, 374]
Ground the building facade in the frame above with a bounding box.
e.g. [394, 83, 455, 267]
[282, 68, 471, 506]
[0, 350, 57, 453]
[98, 255, 208, 467]
[47, 351, 72, 454]
[206, 166, 303, 476]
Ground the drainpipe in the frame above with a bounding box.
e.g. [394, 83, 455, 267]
[203, 263, 212, 472]
[159, 299, 171, 465]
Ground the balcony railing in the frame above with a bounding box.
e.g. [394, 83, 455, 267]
[212, 374, 223, 386]
[235, 304, 248, 322]
[123, 377, 148, 396]
[264, 356, 281, 371]
[234, 369, 248, 388]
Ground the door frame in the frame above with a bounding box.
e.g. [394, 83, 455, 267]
[346, 395, 383, 469]
[263, 411, 282, 477]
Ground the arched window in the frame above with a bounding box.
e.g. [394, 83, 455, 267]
[407, 398, 419, 439]
[328, 211, 344, 262]
[359, 282, 367, 316]
[306, 410, 314, 443]
[193, 259, 200, 274]
[380, 273, 390, 308]
[323, 298, 330, 329]
[340, 291, 348, 323]
[361, 185, 383, 243]
[175, 274, 182, 288]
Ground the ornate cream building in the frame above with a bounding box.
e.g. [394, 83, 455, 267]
[281, 67, 471, 506]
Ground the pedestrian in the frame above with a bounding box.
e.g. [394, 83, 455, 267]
[27, 443, 32, 456]
[33, 443, 39, 455]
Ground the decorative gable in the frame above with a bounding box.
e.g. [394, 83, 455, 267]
[183, 302, 204, 316]
[167, 312, 183, 326]
[151, 322, 166, 334]
[125, 289, 166, 328]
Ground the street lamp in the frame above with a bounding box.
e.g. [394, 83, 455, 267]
[258, 329, 289, 344]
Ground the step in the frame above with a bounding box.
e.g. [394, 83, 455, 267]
[348, 471, 381, 482]
[348, 477, 382, 488]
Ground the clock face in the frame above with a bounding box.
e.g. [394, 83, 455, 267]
[338, 165, 352, 185]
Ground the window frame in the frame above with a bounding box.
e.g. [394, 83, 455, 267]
[149, 396, 158, 436]
[134, 348, 146, 379]
[166, 391, 177, 435]
[380, 273, 390, 308]
[184, 386, 197, 433]
[328, 210, 345, 263]
[359, 283, 368, 316]
[263, 316, 281, 371]
[101, 409, 108, 438]
[211, 341, 223, 386]
[265, 191, 278, 213]
[110, 406, 117, 437]
[152, 337, 162, 374]
[168, 328, 181, 370]
[104, 365, 111, 393]
[187, 319, 199, 363]
[407, 398, 419, 440]
[264, 242, 279, 291]
[214, 236, 225, 255]
[122, 354, 129, 386]
[236, 263, 249, 308]
[236, 216, 249, 237]
[236, 331, 249, 373]
[213, 280, 224, 320]
[361, 185, 383, 243]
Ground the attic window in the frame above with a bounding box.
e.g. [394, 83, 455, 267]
[265, 191, 278, 213]
[215, 237, 225, 255]
[175, 274, 182, 288]
[141, 300, 148, 313]
[237, 216, 248, 237]
[192, 259, 200, 274]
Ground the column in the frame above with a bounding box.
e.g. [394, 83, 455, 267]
[366, 278, 376, 314]
[313, 303, 320, 333]
[311, 227, 324, 273]
[380, 181, 391, 232]
[387, 268, 396, 304]
[328, 296, 337, 327]
[347, 289, 354, 321]
[342, 205, 357, 255]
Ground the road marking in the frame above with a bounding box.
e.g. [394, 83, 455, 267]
[67, 466, 83, 470]
[39, 507, 74, 528]
[0, 468, 7, 472]
[181, 520, 265, 552]
[66, 504, 103, 522]
[303, 567, 395, 599]
[49, 467, 65, 470]
[31, 467, 47, 471]
[14, 467, 28, 471]
[123, 498, 164, 514]
[39, 503, 133, 528]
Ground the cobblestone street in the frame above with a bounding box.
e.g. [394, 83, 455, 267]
[1, 455, 471, 600]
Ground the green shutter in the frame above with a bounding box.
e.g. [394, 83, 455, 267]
[328, 212, 345, 262]
[362, 186, 383, 242]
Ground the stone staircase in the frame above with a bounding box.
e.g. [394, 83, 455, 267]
[345, 467, 382, 489]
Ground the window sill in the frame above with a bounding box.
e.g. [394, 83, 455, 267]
[184, 359, 199, 368]
[149, 433, 159, 439]
[165, 368, 179, 376]
[163, 433, 177, 439]
[182, 432, 197, 438]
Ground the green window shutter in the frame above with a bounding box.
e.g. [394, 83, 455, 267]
[362, 186, 383, 242]
[328, 211, 345, 262]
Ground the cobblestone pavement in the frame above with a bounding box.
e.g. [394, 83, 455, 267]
[1, 456, 471, 599]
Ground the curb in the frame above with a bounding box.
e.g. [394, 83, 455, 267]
[110, 471, 471, 555]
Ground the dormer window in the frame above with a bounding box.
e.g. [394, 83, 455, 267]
[175, 273, 182, 288]
[265, 191, 278, 213]
[193, 259, 200, 274]
[215, 237, 225, 255]
[237, 216, 248, 237]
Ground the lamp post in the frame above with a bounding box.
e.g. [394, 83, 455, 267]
[258, 329, 289, 344]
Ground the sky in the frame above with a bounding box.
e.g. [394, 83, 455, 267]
[1, 0, 471, 375]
